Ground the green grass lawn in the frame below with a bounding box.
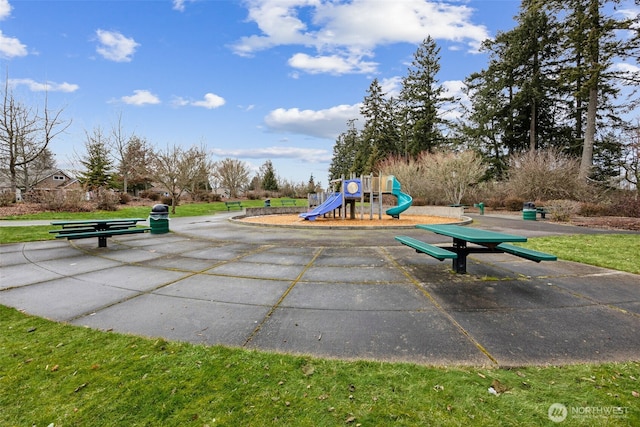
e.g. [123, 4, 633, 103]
[1, 305, 638, 426]
[517, 234, 640, 275]
[1, 205, 639, 425]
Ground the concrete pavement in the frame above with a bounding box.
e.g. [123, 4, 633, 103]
[1, 212, 639, 367]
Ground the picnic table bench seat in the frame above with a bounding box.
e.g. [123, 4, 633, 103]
[496, 243, 557, 262]
[50, 218, 150, 248]
[394, 236, 457, 260]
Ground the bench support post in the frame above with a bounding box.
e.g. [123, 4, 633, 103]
[452, 238, 467, 274]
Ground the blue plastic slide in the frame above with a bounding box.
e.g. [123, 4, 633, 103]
[299, 192, 343, 221]
[385, 177, 413, 218]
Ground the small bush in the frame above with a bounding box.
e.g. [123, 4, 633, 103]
[503, 197, 526, 211]
[0, 190, 15, 207]
[119, 192, 132, 204]
[95, 189, 120, 211]
[32, 190, 91, 212]
[578, 202, 609, 217]
[607, 192, 640, 217]
[140, 190, 160, 201]
[546, 199, 580, 222]
[161, 196, 174, 206]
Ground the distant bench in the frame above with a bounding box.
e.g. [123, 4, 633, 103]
[280, 199, 297, 206]
[50, 218, 150, 248]
[536, 207, 548, 219]
[224, 201, 243, 211]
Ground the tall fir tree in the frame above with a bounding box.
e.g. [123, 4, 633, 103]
[400, 36, 453, 157]
[260, 159, 279, 191]
[78, 128, 113, 191]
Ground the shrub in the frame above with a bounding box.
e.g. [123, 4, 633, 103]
[506, 149, 588, 200]
[140, 190, 160, 201]
[546, 199, 580, 222]
[95, 189, 120, 211]
[578, 202, 609, 217]
[503, 196, 526, 211]
[0, 190, 15, 206]
[378, 151, 487, 206]
[119, 192, 132, 204]
[607, 192, 640, 217]
[33, 190, 91, 212]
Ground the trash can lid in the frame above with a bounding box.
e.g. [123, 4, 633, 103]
[151, 204, 169, 213]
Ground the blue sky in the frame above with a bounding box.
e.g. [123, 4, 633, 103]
[0, 0, 579, 186]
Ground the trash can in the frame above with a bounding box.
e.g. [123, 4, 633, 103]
[523, 202, 536, 221]
[264, 198, 271, 207]
[149, 204, 169, 234]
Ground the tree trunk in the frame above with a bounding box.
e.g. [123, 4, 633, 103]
[580, 87, 597, 181]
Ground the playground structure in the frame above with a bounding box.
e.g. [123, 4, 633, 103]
[300, 175, 413, 221]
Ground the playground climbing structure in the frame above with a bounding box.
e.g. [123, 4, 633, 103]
[301, 175, 413, 221]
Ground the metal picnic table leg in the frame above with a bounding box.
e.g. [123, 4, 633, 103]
[98, 236, 107, 247]
[452, 238, 467, 274]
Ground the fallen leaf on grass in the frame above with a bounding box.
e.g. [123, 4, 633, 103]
[632, 391, 639, 398]
[301, 364, 315, 376]
[345, 415, 356, 423]
[491, 379, 509, 394]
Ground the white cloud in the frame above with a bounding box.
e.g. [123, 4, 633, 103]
[0, 30, 27, 58]
[95, 29, 139, 62]
[0, 0, 11, 19]
[172, 0, 199, 12]
[612, 62, 640, 74]
[264, 103, 362, 139]
[172, 93, 226, 109]
[233, 0, 490, 74]
[121, 89, 160, 106]
[9, 78, 79, 92]
[211, 146, 332, 163]
[380, 76, 403, 98]
[172, 0, 186, 11]
[288, 52, 377, 74]
[192, 92, 226, 109]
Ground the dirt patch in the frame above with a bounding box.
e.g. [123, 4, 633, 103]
[239, 214, 457, 228]
[570, 216, 640, 231]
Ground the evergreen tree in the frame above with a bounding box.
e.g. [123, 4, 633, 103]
[77, 128, 113, 191]
[546, 0, 640, 180]
[400, 36, 453, 156]
[328, 119, 359, 181]
[260, 159, 279, 191]
[357, 79, 399, 172]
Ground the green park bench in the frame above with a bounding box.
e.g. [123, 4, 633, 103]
[224, 201, 243, 211]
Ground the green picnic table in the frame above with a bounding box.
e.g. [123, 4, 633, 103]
[50, 218, 150, 248]
[396, 224, 556, 274]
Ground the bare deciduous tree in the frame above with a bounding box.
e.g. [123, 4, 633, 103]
[212, 158, 250, 199]
[150, 144, 209, 213]
[0, 76, 70, 196]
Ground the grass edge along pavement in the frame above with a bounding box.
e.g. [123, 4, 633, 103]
[1, 305, 638, 426]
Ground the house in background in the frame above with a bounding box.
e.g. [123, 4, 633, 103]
[32, 169, 81, 192]
[24, 169, 82, 201]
